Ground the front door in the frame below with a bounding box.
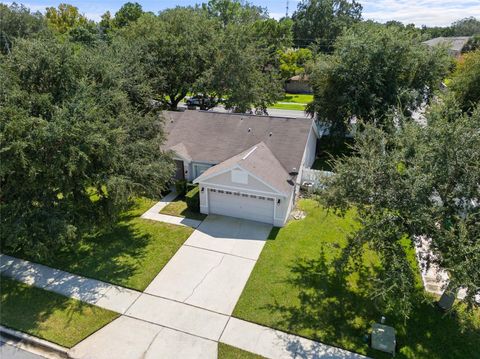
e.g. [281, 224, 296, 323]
[174, 160, 185, 180]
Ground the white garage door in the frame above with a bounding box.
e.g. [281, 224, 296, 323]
[208, 189, 274, 224]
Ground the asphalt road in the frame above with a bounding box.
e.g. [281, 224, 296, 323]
[0, 341, 46, 359]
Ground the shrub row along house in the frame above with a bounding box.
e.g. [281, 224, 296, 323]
[163, 111, 318, 226]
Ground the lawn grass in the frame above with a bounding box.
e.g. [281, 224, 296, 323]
[160, 197, 207, 221]
[4, 198, 193, 291]
[0, 276, 119, 348]
[233, 200, 480, 359]
[218, 343, 265, 358]
[270, 103, 307, 111]
[281, 93, 313, 104]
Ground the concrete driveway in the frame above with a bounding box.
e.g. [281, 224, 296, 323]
[144, 215, 272, 315]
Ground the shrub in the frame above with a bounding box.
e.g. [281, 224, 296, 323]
[185, 186, 200, 212]
[175, 179, 187, 196]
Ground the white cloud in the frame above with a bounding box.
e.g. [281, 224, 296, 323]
[361, 0, 480, 26]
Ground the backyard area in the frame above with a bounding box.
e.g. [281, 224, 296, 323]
[233, 200, 480, 359]
[2, 197, 193, 291]
[0, 276, 119, 348]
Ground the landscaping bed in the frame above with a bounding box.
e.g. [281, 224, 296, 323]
[3, 198, 193, 291]
[0, 276, 119, 348]
[233, 199, 480, 359]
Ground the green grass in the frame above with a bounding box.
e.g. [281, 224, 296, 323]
[0, 277, 119, 348]
[4, 198, 193, 291]
[281, 93, 313, 104]
[269, 93, 313, 111]
[270, 103, 307, 111]
[160, 197, 207, 221]
[218, 343, 265, 358]
[233, 200, 480, 359]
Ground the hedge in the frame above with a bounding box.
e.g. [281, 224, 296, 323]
[185, 186, 200, 212]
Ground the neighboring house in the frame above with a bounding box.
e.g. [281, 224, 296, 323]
[422, 36, 471, 57]
[163, 111, 318, 226]
[284, 74, 312, 94]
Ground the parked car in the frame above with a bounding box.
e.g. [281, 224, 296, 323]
[186, 95, 212, 108]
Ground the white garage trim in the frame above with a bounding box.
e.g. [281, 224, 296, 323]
[206, 187, 275, 224]
[200, 181, 285, 198]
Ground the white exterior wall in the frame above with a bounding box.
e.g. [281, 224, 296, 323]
[197, 170, 291, 227]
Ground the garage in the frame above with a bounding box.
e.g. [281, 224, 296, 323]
[208, 188, 275, 225]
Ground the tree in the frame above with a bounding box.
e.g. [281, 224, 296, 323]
[0, 35, 173, 258]
[292, 0, 362, 50]
[279, 47, 313, 80]
[112, 2, 144, 28]
[451, 17, 480, 36]
[318, 101, 480, 318]
[45, 3, 88, 34]
[118, 9, 219, 110]
[0, 3, 46, 54]
[204, 23, 284, 113]
[450, 50, 480, 113]
[202, 0, 267, 26]
[308, 23, 451, 135]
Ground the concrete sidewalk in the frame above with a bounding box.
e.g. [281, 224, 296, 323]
[1, 253, 369, 359]
[0, 254, 140, 314]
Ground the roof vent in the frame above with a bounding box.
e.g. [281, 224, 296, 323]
[248, 127, 252, 132]
[269, 132, 273, 137]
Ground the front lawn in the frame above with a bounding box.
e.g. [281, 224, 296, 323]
[3, 198, 193, 291]
[233, 200, 480, 359]
[160, 197, 207, 221]
[0, 277, 118, 348]
[218, 343, 264, 358]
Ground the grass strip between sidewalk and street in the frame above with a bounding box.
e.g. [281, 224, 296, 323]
[0, 276, 119, 348]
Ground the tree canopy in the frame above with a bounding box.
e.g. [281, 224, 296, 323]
[0, 35, 173, 257]
[308, 23, 451, 135]
[0, 3, 46, 54]
[450, 50, 480, 113]
[319, 101, 480, 317]
[292, 0, 362, 50]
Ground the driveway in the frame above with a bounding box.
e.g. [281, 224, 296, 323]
[144, 215, 272, 315]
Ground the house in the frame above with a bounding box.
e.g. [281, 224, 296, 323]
[163, 111, 318, 226]
[284, 74, 312, 94]
[422, 36, 471, 57]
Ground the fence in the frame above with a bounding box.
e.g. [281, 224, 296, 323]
[301, 168, 334, 190]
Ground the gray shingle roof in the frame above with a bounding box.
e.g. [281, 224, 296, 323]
[163, 110, 313, 174]
[423, 36, 471, 54]
[194, 142, 294, 195]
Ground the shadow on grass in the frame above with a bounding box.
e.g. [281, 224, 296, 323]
[3, 199, 160, 290]
[0, 277, 117, 348]
[264, 248, 480, 359]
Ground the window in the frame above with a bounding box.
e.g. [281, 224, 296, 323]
[193, 163, 212, 179]
[226, 191, 232, 195]
[210, 189, 216, 192]
[258, 196, 266, 200]
[250, 195, 257, 198]
[218, 190, 224, 194]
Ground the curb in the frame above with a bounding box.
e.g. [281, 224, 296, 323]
[0, 325, 70, 358]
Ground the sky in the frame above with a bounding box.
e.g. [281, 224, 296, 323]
[5, 0, 480, 27]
